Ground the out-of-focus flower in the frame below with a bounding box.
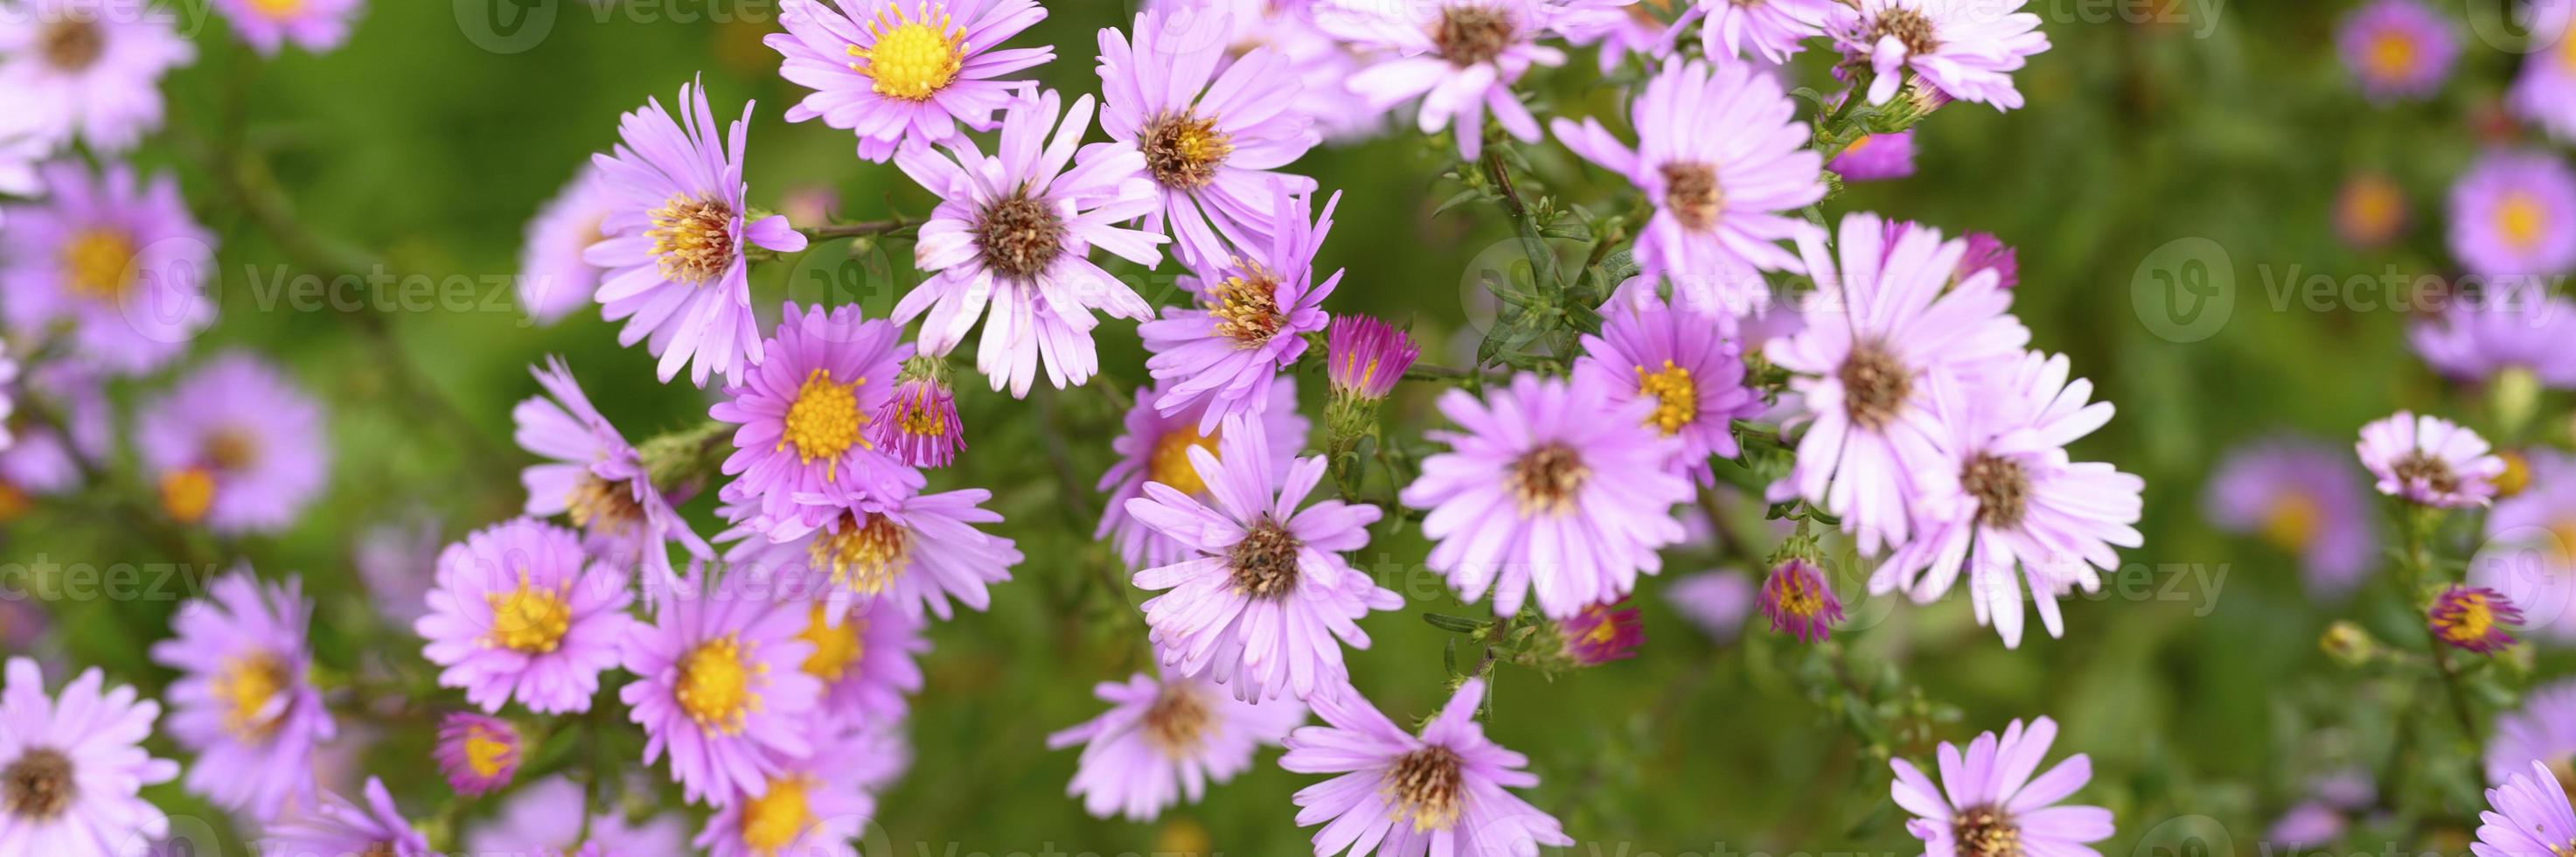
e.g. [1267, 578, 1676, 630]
[868, 372, 964, 469]
[1097, 380, 1305, 569]
[0, 362, 109, 506]
[1674, 0, 1834, 62]
[0, 657, 178, 854]
[894, 89, 1164, 397]
[1758, 558, 1844, 642]
[1324, 314, 1417, 403]
[2204, 437, 2379, 598]
[2474, 450, 2576, 643]
[209, 0, 362, 54]
[417, 518, 635, 714]
[1556, 599, 1644, 664]
[465, 776, 688, 855]
[769, 0, 1054, 162]
[1890, 717, 2112, 857]
[1130, 415, 1402, 701]
[0, 0, 194, 150]
[1097, 7, 1319, 268]
[1770, 213, 2029, 554]
[693, 727, 882, 857]
[1828, 130, 1916, 182]
[2336, 171, 2409, 250]
[1667, 570, 1757, 642]
[1400, 373, 1690, 619]
[2472, 761, 2576, 857]
[1313, 0, 1564, 160]
[1141, 192, 1339, 431]
[150, 572, 336, 821]
[2508, 0, 2576, 142]
[1551, 59, 1824, 315]
[712, 302, 917, 532]
[794, 589, 926, 727]
[355, 512, 443, 625]
[1280, 678, 1571, 856]
[265, 777, 431, 856]
[519, 165, 616, 325]
[2356, 410, 2506, 508]
[620, 576, 823, 806]
[1047, 668, 1306, 821]
[2485, 677, 2576, 786]
[2337, 0, 2458, 101]
[514, 357, 712, 587]
[2430, 585, 2525, 653]
[3, 162, 216, 375]
[2411, 278, 2576, 389]
[136, 352, 329, 534]
[1828, 0, 2049, 110]
[433, 712, 522, 798]
[2266, 769, 2377, 849]
[1572, 297, 1762, 486]
[2447, 150, 2576, 279]
[587, 77, 805, 387]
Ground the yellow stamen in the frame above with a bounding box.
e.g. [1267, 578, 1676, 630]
[2497, 192, 2547, 251]
[61, 228, 136, 303]
[160, 467, 216, 524]
[1148, 428, 1222, 497]
[463, 729, 516, 778]
[2259, 492, 2320, 554]
[484, 573, 574, 654]
[809, 512, 910, 595]
[741, 775, 814, 852]
[212, 653, 290, 741]
[1633, 359, 1696, 435]
[2368, 31, 2415, 79]
[247, 0, 306, 17]
[676, 635, 762, 735]
[848, 3, 965, 101]
[780, 367, 868, 478]
[797, 603, 865, 682]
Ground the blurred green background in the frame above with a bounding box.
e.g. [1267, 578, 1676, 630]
[8, 0, 2573, 853]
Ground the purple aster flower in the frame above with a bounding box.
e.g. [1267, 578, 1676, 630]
[519, 165, 616, 325]
[1573, 297, 1763, 486]
[2474, 761, 2576, 857]
[1829, 0, 2050, 110]
[1667, 570, 1757, 642]
[1890, 716, 2112, 857]
[0, 598, 45, 652]
[1098, 379, 1306, 569]
[1828, 130, 1917, 182]
[895, 88, 1166, 397]
[1769, 213, 2030, 554]
[2431, 585, 2525, 654]
[693, 726, 883, 857]
[416, 518, 636, 714]
[1129, 414, 1403, 701]
[2266, 770, 2377, 849]
[1958, 232, 2018, 289]
[2474, 449, 2576, 642]
[2412, 279, 2576, 388]
[1098, 8, 1319, 268]
[0, 657, 178, 854]
[1144, 0, 1384, 143]
[711, 301, 918, 531]
[2204, 437, 2379, 598]
[208, 0, 362, 55]
[0, 0, 192, 150]
[867, 373, 964, 468]
[1281, 678, 1571, 856]
[2336, 171, 2409, 250]
[1556, 599, 1644, 664]
[1548, 0, 1672, 73]
[1325, 314, 1418, 403]
[0, 361, 108, 504]
[1674, 0, 1834, 62]
[135, 352, 329, 534]
[620, 575, 824, 806]
[1141, 192, 1340, 431]
[1551, 58, 1824, 313]
[2509, 0, 2576, 142]
[1046, 667, 1307, 821]
[1871, 352, 2143, 648]
[465, 776, 687, 856]
[1758, 557, 1844, 642]
[513, 356, 712, 588]
[355, 511, 443, 626]
[2486, 678, 2576, 785]
[2447, 150, 2576, 279]
[1401, 373, 1692, 619]
[149, 571, 336, 821]
[1313, 0, 1565, 160]
[265, 777, 430, 856]
[2338, 0, 2457, 101]
[769, 0, 1054, 163]
[2356, 410, 2506, 508]
[587, 77, 806, 387]
[433, 712, 521, 798]
[720, 482, 1022, 622]
[793, 589, 927, 727]
[3, 161, 216, 376]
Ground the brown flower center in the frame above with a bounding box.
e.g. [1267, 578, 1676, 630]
[647, 195, 738, 285]
[1507, 443, 1587, 516]
[1660, 162, 1723, 232]
[1836, 340, 1911, 431]
[1385, 746, 1466, 832]
[973, 189, 1066, 282]
[1143, 684, 1212, 757]
[1207, 268, 1285, 346]
[1141, 110, 1233, 191]
[1951, 805, 2022, 857]
[1960, 453, 2029, 529]
[2392, 450, 2460, 495]
[565, 474, 644, 538]
[1229, 519, 1302, 600]
[39, 20, 103, 72]
[2, 748, 73, 820]
[1872, 7, 1940, 56]
[1433, 5, 1515, 67]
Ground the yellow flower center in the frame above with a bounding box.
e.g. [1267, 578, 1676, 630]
[1148, 428, 1222, 497]
[1206, 269, 1284, 346]
[2434, 593, 2499, 645]
[566, 475, 644, 537]
[485, 574, 574, 653]
[2342, 176, 2402, 239]
[676, 635, 761, 735]
[741, 775, 814, 853]
[2499, 449, 2534, 498]
[848, 4, 965, 101]
[2497, 192, 2547, 251]
[160, 467, 217, 524]
[213, 654, 290, 741]
[809, 512, 910, 595]
[896, 387, 946, 437]
[646, 195, 737, 285]
[781, 367, 869, 477]
[797, 603, 865, 682]
[464, 729, 516, 778]
[247, 0, 306, 18]
[1633, 359, 1696, 435]
[2368, 31, 2415, 78]
[61, 228, 136, 303]
[1579, 605, 1623, 645]
[2260, 491, 2320, 554]
[0, 483, 27, 524]
[1774, 571, 1827, 619]
[2561, 24, 2576, 73]
[2548, 518, 2576, 561]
